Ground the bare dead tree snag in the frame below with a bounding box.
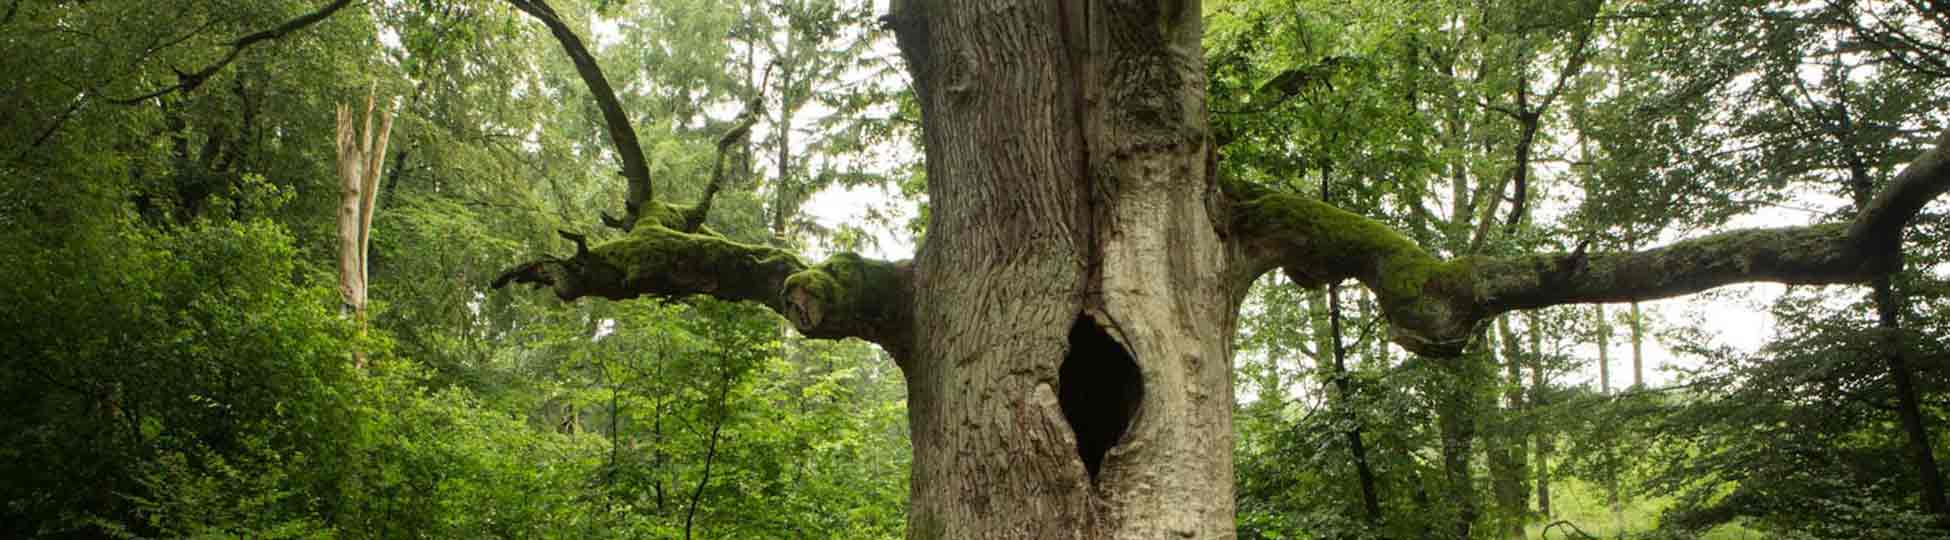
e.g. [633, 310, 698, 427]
[335, 89, 396, 369]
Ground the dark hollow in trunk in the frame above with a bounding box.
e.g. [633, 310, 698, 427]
[1059, 315, 1145, 480]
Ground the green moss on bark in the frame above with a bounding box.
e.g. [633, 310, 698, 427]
[591, 224, 801, 302]
[782, 253, 904, 330]
[1237, 193, 1474, 301]
[1235, 192, 1494, 355]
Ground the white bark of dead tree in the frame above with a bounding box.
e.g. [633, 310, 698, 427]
[335, 90, 394, 369]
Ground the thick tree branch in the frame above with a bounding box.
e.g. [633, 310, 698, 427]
[107, 0, 353, 105]
[493, 225, 914, 356]
[1231, 130, 1950, 357]
[507, 0, 655, 231]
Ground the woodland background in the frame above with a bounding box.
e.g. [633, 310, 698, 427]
[1, 0, 1945, 538]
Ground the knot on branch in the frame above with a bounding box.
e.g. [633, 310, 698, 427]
[1377, 292, 1490, 358]
[1560, 239, 1590, 275]
[780, 254, 908, 342]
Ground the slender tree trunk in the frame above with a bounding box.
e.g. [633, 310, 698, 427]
[1321, 161, 1383, 529]
[1843, 142, 1950, 523]
[1330, 283, 1383, 527]
[890, 2, 1234, 537]
[1528, 315, 1551, 519]
[684, 366, 734, 540]
[1592, 304, 1622, 531]
[1493, 317, 1529, 539]
[333, 92, 394, 369]
[1874, 277, 1950, 523]
[740, 12, 758, 194]
[771, 61, 796, 241]
[1628, 301, 1643, 388]
[1595, 305, 1609, 394]
[1434, 343, 1489, 540]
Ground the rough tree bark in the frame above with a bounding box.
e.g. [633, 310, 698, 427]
[488, 1, 1950, 538]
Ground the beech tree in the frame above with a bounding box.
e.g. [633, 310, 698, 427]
[489, 0, 1950, 537]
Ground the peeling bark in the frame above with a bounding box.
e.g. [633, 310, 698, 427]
[334, 91, 394, 369]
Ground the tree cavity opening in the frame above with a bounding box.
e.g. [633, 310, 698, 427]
[1058, 315, 1144, 481]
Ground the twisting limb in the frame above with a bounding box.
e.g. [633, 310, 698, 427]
[1499, 0, 1601, 238]
[1230, 130, 1950, 356]
[506, 0, 655, 231]
[107, 0, 354, 105]
[680, 104, 760, 233]
[493, 225, 915, 357]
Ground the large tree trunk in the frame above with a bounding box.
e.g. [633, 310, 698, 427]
[890, 1, 1235, 537]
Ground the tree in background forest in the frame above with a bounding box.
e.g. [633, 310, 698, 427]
[1, 0, 908, 538]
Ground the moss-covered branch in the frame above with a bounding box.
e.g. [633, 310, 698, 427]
[495, 2, 913, 353]
[1229, 192, 1488, 355]
[493, 225, 913, 354]
[1228, 130, 1950, 357]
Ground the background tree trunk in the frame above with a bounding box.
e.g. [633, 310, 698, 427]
[1493, 317, 1530, 539]
[1529, 317, 1551, 519]
[1434, 346, 1489, 540]
[1322, 160, 1383, 528]
[1331, 284, 1383, 527]
[334, 92, 393, 369]
[1628, 301, 1643, 388]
